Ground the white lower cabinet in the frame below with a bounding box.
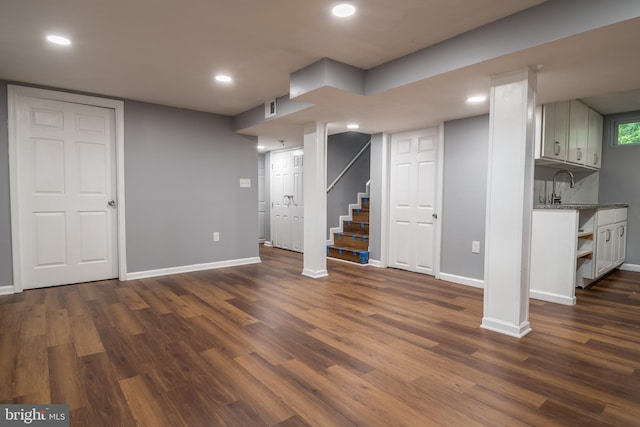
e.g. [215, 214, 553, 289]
[595, 225, 614, 277]
[615, 222, 627, 265]
[594, 208, 627, 277]
[530, 206, 627, 305]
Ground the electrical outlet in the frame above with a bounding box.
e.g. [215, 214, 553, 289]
[472, 241, 480, 254]
[213, 232, 220, 242]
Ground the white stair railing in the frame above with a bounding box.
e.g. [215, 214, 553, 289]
[326, 140, 371, 193]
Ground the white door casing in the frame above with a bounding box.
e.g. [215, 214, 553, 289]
[389, 127, 440, 275]
[270, 149, 304, 252]
[8, 85, 126, 292]
[258, 157, 266, 243]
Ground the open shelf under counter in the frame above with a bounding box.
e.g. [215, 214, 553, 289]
[576, 250, 593, 259]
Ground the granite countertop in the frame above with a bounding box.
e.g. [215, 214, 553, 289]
[534, 203, 629, 210]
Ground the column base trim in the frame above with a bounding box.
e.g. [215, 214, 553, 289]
[481, 317, 532, 338]
[302, 269, 328, 279]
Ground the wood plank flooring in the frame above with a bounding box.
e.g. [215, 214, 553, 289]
[1, 245, 639, 426]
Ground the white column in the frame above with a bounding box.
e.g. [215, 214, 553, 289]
[302, 122, 328, 278]
[482, 68, 537, 338]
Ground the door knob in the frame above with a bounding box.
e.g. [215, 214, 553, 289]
[432, 213, 438, 219]
[108, 200, 116, 207]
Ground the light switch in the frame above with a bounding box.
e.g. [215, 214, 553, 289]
[240, 178, 251, 188]
[472, 241, 481, 254]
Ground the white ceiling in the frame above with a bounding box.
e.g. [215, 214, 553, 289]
[2, 0, 640, 151]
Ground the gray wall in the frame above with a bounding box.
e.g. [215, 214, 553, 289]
[368, 133, 384, 262]
[0, 81, 259, 285]
[326, 132, 371, 237]
[599, 111, 640, 265]
[0, 82, 12, 287]
[440, 115, 489, 280]
[124, 101, 258, 272]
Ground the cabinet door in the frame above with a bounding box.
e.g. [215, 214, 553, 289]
[614, 221, 627, 265]
[568, 100, 588, 165]
[596, 225, 614, 276]
[587, 108, 603, 169]
[542, 101, 569, 161]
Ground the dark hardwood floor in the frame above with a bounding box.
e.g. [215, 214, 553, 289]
[1, 246, 639, 426]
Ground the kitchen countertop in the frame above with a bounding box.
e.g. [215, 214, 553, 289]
[534, 203, 629, 210]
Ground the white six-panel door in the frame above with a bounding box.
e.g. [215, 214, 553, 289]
[389, 127, 439, 275]
[270, 149, 304, 252]
[15, 95, 118, 289]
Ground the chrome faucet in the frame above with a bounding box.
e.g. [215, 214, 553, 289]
[551, 170, 575, 204]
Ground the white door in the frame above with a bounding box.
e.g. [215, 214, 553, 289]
[270, 149, 304, 252]
[389, 127, 439, 275]
[14, 95, 118, 289]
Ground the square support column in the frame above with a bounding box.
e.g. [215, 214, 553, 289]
[481, 68, 537, 338]
[302, 122, 328, 278]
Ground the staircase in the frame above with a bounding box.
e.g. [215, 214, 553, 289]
[327, 194, 370, 265]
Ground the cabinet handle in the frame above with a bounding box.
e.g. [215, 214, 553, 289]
[606, 229, 611, 242]
[554, 142, 561, 156]
[577, 148, 582, 161]
[620, 226, 625, 237]
[593, 153, 599, 165]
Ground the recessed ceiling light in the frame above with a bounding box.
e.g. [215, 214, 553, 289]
[257, 145, 265, 150]
[215, 74, 233, 83]
[46, 35, 71, 46]
[467, 95, 487, 104]
[347, 123, 360, 129]
[332, 3, 356, 17]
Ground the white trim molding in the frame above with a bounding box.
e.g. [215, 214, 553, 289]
[302, 268, 329, 279]
[530, 290, 576, 306]
[7, 85, 127, 292]
[620, 263, 640, 273]
[127, 257, 261, 281]
[0, 286, 15, 296]
[480, 317, 532, 339]
[368, 259, 385, 268]
[439, 273, 485, 289]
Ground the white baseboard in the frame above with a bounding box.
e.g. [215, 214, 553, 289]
[0, 285, 15, 296]
[302, 268, 328, 279]
[530, 289, 576, 306]
[327, 256, 369, 267]
[620, 263, 640, 272]
[368, 259, 385, 268]
[263, 241, 273, 247]
[126, 257, 261, 280]
[439, 272, 485, 289]
[480, 317, 532, 338]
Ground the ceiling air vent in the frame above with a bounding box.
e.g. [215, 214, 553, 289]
[265, 98, 277, 119]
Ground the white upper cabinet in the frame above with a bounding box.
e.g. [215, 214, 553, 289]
[541, 101, 569, 161]
[537, 99, 603, 170]
[568, 100, 589, 165]
[587, 108, 603, 168]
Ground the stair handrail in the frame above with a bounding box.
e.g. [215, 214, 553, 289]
[326, 140, 371, 193]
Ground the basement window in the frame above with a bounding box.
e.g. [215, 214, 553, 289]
[610, 112, 640, 146]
